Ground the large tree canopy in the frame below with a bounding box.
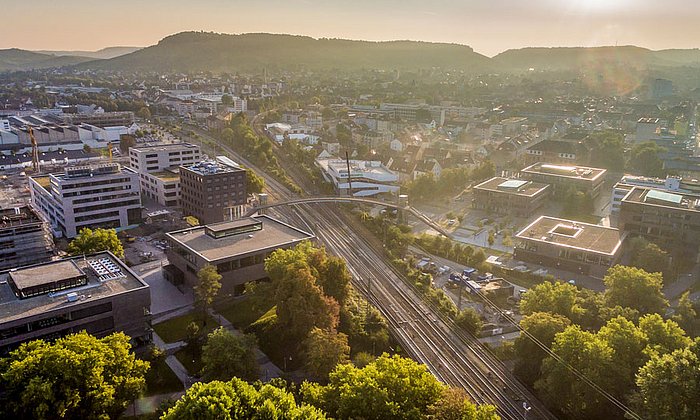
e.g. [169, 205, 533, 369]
[603, 265, 668, 316]
[0, 332, 148, 419]
[67, 227, 124, 259]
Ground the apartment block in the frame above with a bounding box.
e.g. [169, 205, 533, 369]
[128, 143, 201, 207]
[29, 163, 142, 238]
[0, 252, 151, 355]
[472, 177, 550, 217]
[521, 163, 607, 199]
[0, 206, 55, 271]
[179, 158, 247, 225]
[165, 216, 314, 295]
[619, 187, 700, 259]
[514, 216, 625, 278]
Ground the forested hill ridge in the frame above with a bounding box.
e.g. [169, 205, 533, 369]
[0, 49, 96, 72]
[79, 31, 493, 73]
[493, 46, 700, 71]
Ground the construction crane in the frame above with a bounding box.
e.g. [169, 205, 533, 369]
[28, 126, 39, 172]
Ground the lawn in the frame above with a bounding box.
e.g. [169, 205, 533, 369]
[175, 348, 204, 376]
[153, 312, 219, 343]
[144, 357, 183, 396]
[214, 298, 271, 329]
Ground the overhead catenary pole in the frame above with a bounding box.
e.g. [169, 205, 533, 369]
[345, 150, 353, 197]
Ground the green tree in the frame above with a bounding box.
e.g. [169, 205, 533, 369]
[221, 94, 233, 105]
[428, 387, 500, 420]
[301, 354, 448, 420]
[162, 378, 328, 420]
[638, 313, 691, 355]
[0, 332, 148, 419]
[455, 308, 483, 335]
[514, 312, 571, 386]
[137, 106, 151, 120]
[589, 131, 625, 171]
[246, 168, 265, 194]
[471, 160, 496, 182]
[673, 291, 698, 336]
[487, 231, 495, 247]
[536, 326, 615, 419]
[604, 265, 668, 315]
[194, 264, 222, 322]
[597, 316, 649, 398]
[632, 241, 670, 277]
[221, 127, 235, 143]
[520, 281, 581, 320]
[633, 339, 700, 420]
[629, 141, 666, 177]
[201, 327, 259, 382]
[67, 227, 124, 259]
[303, 327, 350, 381]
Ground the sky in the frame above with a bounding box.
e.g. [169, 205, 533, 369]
[4, 0, 700, 57]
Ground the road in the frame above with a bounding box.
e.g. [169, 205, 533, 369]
[188, 123, 557, 420]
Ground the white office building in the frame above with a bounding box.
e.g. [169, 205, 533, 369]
[611, 175, 686, 216]
[128, 143, 201, 207]
[316, 158, 399, 197]
[29, 163, 142, 238]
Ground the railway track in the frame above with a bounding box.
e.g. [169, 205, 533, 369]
[193, 124, 558, 420]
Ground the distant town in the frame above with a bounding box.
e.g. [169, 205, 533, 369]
[0, 37, 698, 420]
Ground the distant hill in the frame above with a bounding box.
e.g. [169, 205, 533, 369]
[492, 46, 671, 71]
[35, 46, 142, 60]
[82, 32, 492, 73]
[0, 49, 97, 72]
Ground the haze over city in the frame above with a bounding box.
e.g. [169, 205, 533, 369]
[4, 0, 700, 55]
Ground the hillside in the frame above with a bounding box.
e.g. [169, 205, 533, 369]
[0, 49, 96, 72]
[35, 46, 142, 60]
[82, 32, 492, 72]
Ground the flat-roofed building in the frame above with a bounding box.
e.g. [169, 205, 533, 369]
[0, 251, 151, 355]
[611, 175, 686, 217]
[165, 216, 314, 295]
[29, 163, 142, 238]
[521, 162, 607, 199]
[180, 158, 247, 224]
[316, 158, 399, 197]
[619, 187, 700, 259]
[472, 177, 550, 217]
[514, 216, 626, 277]
[0, 206, 55, 271]
[128, 143, 202, 207]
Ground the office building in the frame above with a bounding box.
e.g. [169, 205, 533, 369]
[514, 216, 625, 277]
[316, 158, 399, 197]
[472, 177, 550, 217]
[0, 251, 151, 355]
[29, 163, 142, 238]
[128, 143, 201, 207]
[619, 187, 700, 259]
[58, 111, 135, 128]
[180, 158, 247, 224]
[165, 216, 314, 295]
[521, 163, 607, 199]
[0, 206, 55, 271]
[611, 175, 687, 216]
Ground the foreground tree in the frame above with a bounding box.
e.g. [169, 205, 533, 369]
[194, 264, 222, 321]
[456, 308, 483, 335]
[514, 312, 571, 386]
[67, 227, 124, 258]
[428, 387, 500, 420]
[519, 281, 580, 320]
[536, 326, 615, 419]
[162, 378, 327, 420]
[201, 327, 259, 382]
[301, 354, 477, 420]
[633, 339, 700, 420]
[604, 265, 668, 315]
[0, 332, 148, 419]
[246, 168, 265, 194]
[303, 327, 350, 381]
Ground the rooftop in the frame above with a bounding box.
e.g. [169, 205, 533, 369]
[317, 158, 398, 182]
[166, 215, 314, 262]
[515, 216, 625, 255]
[152, 170, 180, 182]
[521, 162, 606, 181]
[182, 160, 244, 176]
[474, 177, 550, 197]
[0, 206, 44, 229]
[130, 142, 199, 153]
[622, 187, 700, 212]
[0, 252, 148, 325]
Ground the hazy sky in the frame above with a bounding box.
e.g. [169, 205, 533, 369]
[4, 0, 700, 56]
